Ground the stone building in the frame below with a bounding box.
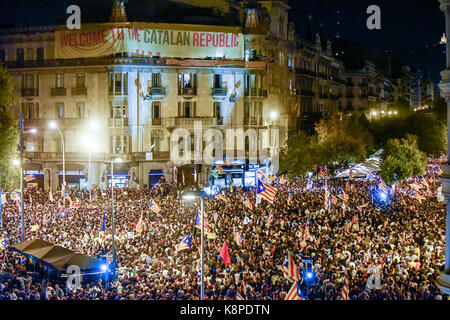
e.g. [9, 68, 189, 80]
[0, 0, 349, 190]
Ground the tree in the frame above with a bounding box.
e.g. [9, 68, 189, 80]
[0, 63, 19, 190]
[432, 96, 447, 123]
[392, 97, 411, 117]
[315, 113, 373, 167]
[380, 134, 427, 184]
[279, 130, 320, 177]
[407, 113, 447, 158]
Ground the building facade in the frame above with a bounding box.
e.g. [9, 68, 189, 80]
[0, 0, 298, 191]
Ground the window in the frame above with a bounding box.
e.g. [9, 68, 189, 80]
[76, 73, 85, 88]
[111, 135, 129, 154]
[178, 73, 197, 89]
[213, 74, 222, 88]
[151, 135, 160, 152]
[151, 73, 161, 88]
[0, 49, 5, 62]
[213, 102, 221, 118]
[178, 101, 196, 118]
[152, 101, 161, 118]
[24, 74, 34, 89]
[56, 103, 64, 119]
[37, 47, 44, 61]
[109, 72, 128, 95]
[76, 102, 85, 118]
[16, 48, 24, 63]
[55, 73, 64, 88]
[110, 101, 127, 119]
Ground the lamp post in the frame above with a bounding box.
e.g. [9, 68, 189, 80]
[111, 156, 122, 281]
[182, 191, 205, 300]
[49, 121, 65, 197]
[437, 0, 450, 294]
[19, 112, 37, 241]
[80, 135, 98, 202]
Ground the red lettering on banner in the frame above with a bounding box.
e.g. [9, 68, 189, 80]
[200, 33, 205, 47]
[60, 34, 69, 47]
[193, 32, 199, 46]
[219, 34, 225, 47]
[225, 34, 230, 47]
[234, 34, 239, 47]
[206, 33, 212, 47]
[156, 52, 160, 56]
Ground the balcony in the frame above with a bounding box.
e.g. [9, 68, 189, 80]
[245, 88, 268, 98]
[244, 117, 263, 126]
[109, 88, 128, 96]
[22, 88, 38, 97]
[165, 117, 218, 128]
[152, 118, 162, 126]
[145, 87, 166, 100]
[295, 68, 316, 77]
[178, 87, 197, 96]
[71, 87, 87, 96]
[211, 87, 228, 98]
[131, 151, 170, 161]
[300, 90, 315, 97]
[51, 87, 66, 96]
[109, 117, 129, 127]
[216, 117, 223, 125]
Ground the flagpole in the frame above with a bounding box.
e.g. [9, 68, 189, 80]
[20, 112, 24, 241]
[111, 159, 116, 281]
[201, 197, 205, 300]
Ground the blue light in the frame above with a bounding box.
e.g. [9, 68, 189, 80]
[100, 264, 109, 272]
[379, 191, 387, 201]
[306, 272, 313, 279]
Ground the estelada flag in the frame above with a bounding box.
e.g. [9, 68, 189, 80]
[220, 241, 231, 266]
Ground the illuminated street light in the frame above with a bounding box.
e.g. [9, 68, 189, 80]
[270, 111, 278, 121]
[12, 159, 20, 166]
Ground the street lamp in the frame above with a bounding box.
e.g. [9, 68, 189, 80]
[48, 121, 65, 195]
[80, 135, 98, 202]
[110, 156, 122, 281]
[19, 111, 37, 241]
[181, 190, 205, 300]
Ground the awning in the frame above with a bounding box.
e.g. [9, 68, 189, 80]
[8, 239, 103, 273]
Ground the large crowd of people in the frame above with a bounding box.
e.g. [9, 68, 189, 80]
[0, 160, 449, 300]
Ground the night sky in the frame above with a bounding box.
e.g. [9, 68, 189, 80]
[0, 0, 446, 82]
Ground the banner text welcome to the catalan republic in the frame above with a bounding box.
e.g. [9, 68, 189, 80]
[55, 22, 245, 60]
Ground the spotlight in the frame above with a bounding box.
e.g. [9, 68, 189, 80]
[101, 264, 109, 272]
[306, 272, 313, 279]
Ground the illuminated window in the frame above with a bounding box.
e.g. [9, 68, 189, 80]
[55, 73, 64, 88]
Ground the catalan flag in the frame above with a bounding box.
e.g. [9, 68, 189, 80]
[287, 191, 292, 205]
[150, 199, 161, 213]
[436, 166, 443, 175]
[356, 203, 369, 211]
[411, 189, 425, 204]
[265, 213, 274, 226]
[195, 210, 214, 236]
[215, 165, 224, 175]
[377, 177, 389, 194]
[235, 292, 245, 300]
[243, 196, 253, 210]
[336, 188, 349, 202]
[257, 179, 277, 204]
[285, 281, 306, 300]
[215, 194, 227, 202]
[193, 167, 197, 183]
[233, 227, 243, 246]
[303, 221, 310, 241]
[341, 276, 350, 300]
[279, 175, 288, 185]
[283, 251, 301, 282]
[135, 213, 144, 233]
[175, 233, 191, 253]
